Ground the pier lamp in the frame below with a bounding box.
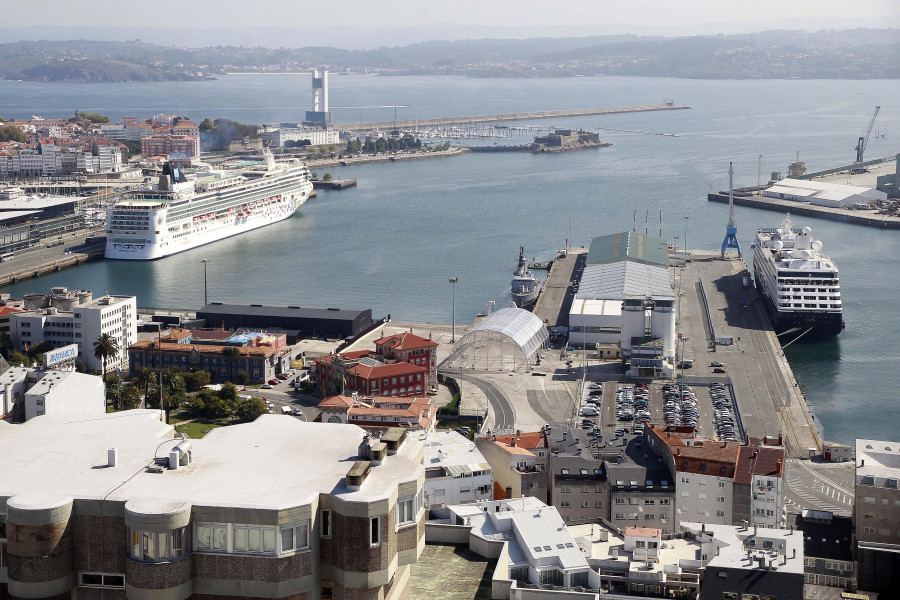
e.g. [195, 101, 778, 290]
[683, 216, 689, 258]
[201, 259, 209, 306]
[449, 277, 458, 343]
[758, 155, 763, 188]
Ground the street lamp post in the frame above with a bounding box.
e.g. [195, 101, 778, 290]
[757, 154, 763, 188]
[201, 259, 209, 306]
[449, 277, 458, 343]
[683, 216, 689, 259]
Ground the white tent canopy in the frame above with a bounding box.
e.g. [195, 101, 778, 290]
[444, 307, 549, 372]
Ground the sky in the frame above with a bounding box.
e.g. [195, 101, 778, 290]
[11, 0, 900, 29]
[4, 0, 899, 48]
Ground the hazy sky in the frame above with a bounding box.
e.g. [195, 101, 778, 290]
[11, 0, 900, 30]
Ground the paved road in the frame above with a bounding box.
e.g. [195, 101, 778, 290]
[460, 374, 517, 432]
[783, 458, 854, 516]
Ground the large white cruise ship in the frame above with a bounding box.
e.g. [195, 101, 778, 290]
[752, 214, 843, 340]
[105, 152, 312, 260]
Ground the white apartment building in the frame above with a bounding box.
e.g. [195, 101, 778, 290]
[646, 425, 785, 529]
[259, 124, 341, 147]
[0, 366, 105, 422]
[11, 289, 137, 373]
[676, 470, 735, 526]
[416, 430, 493, 507]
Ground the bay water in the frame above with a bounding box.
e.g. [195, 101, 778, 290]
[1, 74, 898, 444]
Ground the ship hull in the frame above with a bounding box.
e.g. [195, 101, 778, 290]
[512, 289, 540, 308]
[105, 165, 311, 261]
[755, 272, 843, 341]
[106, 198, 303, 260]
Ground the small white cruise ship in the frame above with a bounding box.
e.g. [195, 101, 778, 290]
[752, 214, 843, 340]
[105, 152, 312, 260]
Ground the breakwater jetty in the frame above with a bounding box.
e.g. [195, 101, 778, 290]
[337, 103, 689, 132]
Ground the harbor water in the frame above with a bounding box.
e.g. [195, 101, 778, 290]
[1, 75, 899, 445]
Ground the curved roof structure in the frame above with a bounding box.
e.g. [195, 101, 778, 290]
[470, 307, 549, 358]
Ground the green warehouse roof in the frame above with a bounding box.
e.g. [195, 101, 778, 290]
[585, 232, 669, 267]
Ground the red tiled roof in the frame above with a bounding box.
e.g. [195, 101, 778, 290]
[734, 446, 785, 484]
[493, 431, 547, 449]
[493, 481, 508, 500]
[319, 395, 354, 408]
[647, 424, 739, 478]
[128, 340, 276, 357]
[373, 332, 439, 351]
[349, 361, 425, 379]
[0, 306, 23, 316]
[315, 350, 372, 366]
[496, 442, 537, 456]
[624, 527, 662, 538]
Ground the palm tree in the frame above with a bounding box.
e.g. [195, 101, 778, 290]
[93, 334, 119, 380]
[133, 367, 157, 410]
[222, 346, 241, 382]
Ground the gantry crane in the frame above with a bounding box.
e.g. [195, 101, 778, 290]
[855, 106, 881, 163]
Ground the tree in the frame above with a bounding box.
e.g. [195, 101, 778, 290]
[119, 383, 141, 410]
[79, 112, 110, 123]
[7, 351, 28, 367]
[322, 172, 333, 181]
[93, 333, 119, 380]
[0, 125, 26, 143]
[221, 346, 241, 382]
[133, 367, 157, 408]
[183, 370, 211, 391]
[235, 397, 267, 422]
[199, 118, 216, 133]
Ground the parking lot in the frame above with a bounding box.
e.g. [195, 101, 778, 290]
[574, 376, 745, 446]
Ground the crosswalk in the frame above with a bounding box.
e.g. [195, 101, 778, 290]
[786, 473, 852, 514]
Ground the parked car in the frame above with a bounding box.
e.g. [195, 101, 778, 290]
[276, 373, 289, 380]
[268, 379, 279, 385]
[710, 361, 725, 367]
[713, 367, 727, 373]
[261, 384, 273, 389]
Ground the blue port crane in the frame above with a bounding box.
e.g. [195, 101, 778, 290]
[721, 162, 741, 258]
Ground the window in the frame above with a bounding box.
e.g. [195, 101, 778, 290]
[864, 497, 876, 504]
[645, 514, 655, 520]
[716, 510, 726, 517]
[130, 527, 189, 561]
[581, 486, 589, 493]
[561, 500, 571, 508]
[644, 499, 655, 505]
[596, 486, 603, 493]
[561, 486, 571, 494]
[398, 496, 416, 526]
[596, 501, 603, 508]
[280, 522, 309, 553]
[581, 501, 589, 508]
[233, 525, 276, 554]
[80, 573, 125, 588]
[615, 498, 626, 504]
[370, 516, 381, 546]
[659, 499, 670, 505]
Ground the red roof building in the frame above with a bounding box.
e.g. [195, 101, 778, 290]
[318, 394, 438, 433]
[315, 332, 440, 397]
[373, 332, 439, 388]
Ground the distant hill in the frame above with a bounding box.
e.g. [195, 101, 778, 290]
[0, 29, 897, 81]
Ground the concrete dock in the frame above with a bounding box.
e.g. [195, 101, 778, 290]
[677, 252, 822, 456]
[708, 191, 900, 229]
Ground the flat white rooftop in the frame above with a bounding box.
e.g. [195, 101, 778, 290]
[417, 430, 491, 473]
[856, 439, 900, 483]
[569, 298, 622, 317]
[0, 411, 423, 510]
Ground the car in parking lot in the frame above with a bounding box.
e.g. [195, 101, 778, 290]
[261, 383, 273, 389]
[268, 379, 279, 385]
[710, 361, 725, 367]
[713, 367, 727, 373]
[276, 373, 289, 380]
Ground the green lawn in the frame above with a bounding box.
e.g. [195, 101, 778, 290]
[174, 421, 224, 439]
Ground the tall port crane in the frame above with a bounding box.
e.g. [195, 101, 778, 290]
[855, 106, 881, 163]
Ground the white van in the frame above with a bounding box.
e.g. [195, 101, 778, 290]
[581, 406, 599, 417]
[280, 406, 294, 415]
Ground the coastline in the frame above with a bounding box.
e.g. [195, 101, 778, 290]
[304, 147, 471, 169]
